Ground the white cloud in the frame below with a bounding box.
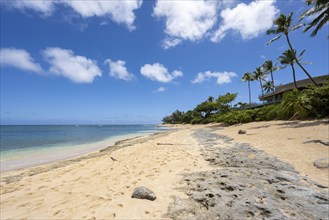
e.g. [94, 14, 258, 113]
[153, 86, 166, 93]
[105, 59, 134, 81]
[153, 0, 217, 49]
[192, 71, 237, 85]
[140, 63, 182, 83]
[62, 0, 142, 30]
[0, 48, 43, 73]
[211, 0, 279, 42]
[172, 70, 183, 78]
[162, 38, 182, 50]
[7, 0, 55, 15]
[4, 0, 142, 30]
[42, 47, 101, 83]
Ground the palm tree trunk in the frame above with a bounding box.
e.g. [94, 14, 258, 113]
[291, 64, 298, 89]
[259, 79, 264, 103]
[270, 70, 274, 90]
[285, 34, 318, 86]
[248, 80, 251, 105]
[270, 70, 275, 102]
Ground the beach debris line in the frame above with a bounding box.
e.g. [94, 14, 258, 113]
[313, 158, 329, 169]
[238, 129, 246, 134]
[131, 186, 156, 201]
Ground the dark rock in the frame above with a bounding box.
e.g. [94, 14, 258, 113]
[238, 129, 246, 134]
[131, 186, 156, 201]
[166, 128, 329, 220]
[314, 158, 329, 169]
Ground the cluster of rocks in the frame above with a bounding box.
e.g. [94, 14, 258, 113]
[166, 128, 329, 220]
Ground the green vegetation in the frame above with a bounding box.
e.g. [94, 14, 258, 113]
[162, 85, 329, 125]
[163, 1, 328, 125]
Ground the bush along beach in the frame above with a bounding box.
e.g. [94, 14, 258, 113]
[163, 84, 329, 125]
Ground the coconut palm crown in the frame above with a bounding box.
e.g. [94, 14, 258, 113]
[263, 81, 274, 94]
[300, 0, 329, 37]
[262, 60, 280, 92]
[278, 49, 313, 89]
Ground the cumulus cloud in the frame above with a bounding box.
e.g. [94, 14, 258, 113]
[192, 71, 237, 85]
[153, 86, 166, 93]
[42, 47, 101, 83]
[4, 0, 142, 30]
[172, 70, 183, 78]
[211, 0, 279, 42]
[7, 0, 55, 15]
[105, 59, 134, 81]
[0, 48, 43, 73]
[62, 0, 142, 30]
[140, 63, 183, 83]
[153, 0, 217, 49]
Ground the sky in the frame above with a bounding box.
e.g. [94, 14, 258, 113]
[0, 0, 328, 125]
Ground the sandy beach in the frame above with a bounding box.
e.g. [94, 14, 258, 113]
[1, 120, 328, 219]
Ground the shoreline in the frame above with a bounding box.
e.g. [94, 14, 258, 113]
[0, 128, 171, 173]
[0, 130, 170, 177]
[1, 121, 328, 219]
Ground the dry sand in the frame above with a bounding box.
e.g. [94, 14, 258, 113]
[0, 128, 210, 219]
[0, 120, 328, 219]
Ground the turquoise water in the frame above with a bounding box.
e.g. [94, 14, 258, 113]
[0, 125, 167, 171]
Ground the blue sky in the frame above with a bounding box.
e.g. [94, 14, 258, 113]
[1, 0, 328, 124]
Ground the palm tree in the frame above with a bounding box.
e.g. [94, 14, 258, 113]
[278, 49, 313, 90]
[242, 72, 253, 105]
[253, 67, 266, 100]
[262, 60, 279, 92]
[266, 13, 318, 86]
[263, 81, 274, 94]
[300, 0, 329, 37]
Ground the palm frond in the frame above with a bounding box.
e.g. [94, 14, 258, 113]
[300, 61, 314, 65]
[266, 35, 281, 45]
[266, 28, 279, 35]
[310, 10, 329, 37]
[277, 65, 287, 70]
[290, 23, 305, 31]
[299, 49, 306, 57]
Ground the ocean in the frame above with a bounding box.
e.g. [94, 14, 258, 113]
[0, 125, 167, 171]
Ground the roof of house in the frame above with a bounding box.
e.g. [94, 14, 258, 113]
[259, 74, 329, 101]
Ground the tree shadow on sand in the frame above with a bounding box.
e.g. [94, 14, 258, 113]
[277, 120, 328, 129]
